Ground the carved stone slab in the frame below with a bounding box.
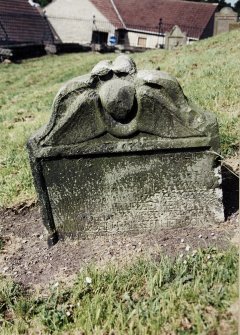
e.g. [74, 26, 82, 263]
[165, 25, 187, 50]
[27, 56, 224, 245]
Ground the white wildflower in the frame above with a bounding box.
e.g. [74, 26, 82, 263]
[85, 276, 92, 284]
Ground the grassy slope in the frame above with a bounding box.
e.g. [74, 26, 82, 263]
[0, 30, 240, 207]
[0, 248, 238, 335]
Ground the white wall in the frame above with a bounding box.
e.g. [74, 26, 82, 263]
[45, 0, 115, 44]
[126, 31, 164, 49]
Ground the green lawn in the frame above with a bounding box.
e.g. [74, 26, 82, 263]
[0, 30, 240, 208]
[0, 247, 238, 335]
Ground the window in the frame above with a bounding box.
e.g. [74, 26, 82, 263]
[138, 37, 147, 48]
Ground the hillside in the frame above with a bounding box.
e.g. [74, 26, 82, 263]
[0, 30, 239, 207]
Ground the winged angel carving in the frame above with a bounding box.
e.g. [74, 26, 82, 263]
[36, 55, 219, 150]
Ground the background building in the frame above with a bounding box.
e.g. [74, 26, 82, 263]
[45, 0, 219, 49]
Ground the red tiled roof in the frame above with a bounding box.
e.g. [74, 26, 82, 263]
[0, 0, 54, 45]
[90, 0, 123, 27]
[90, 0, 218, 39]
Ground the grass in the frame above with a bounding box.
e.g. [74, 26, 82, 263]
[0, 30, 240, 207]
[0, 247, 238, 334]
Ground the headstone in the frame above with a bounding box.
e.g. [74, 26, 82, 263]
[44, 44, 57, 55]
[27, 55, 224, 245]
[0, 48, 13, 61]
[165, 25, 187, 50]
[214, 7, 238, 35]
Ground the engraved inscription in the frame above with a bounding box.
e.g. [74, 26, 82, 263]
[42, 151, 224, 238]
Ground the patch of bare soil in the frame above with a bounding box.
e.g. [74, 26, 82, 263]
[224, 155, 239, 175]
[0, 206, 238, 290]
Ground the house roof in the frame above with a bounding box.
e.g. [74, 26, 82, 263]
[90, 0, 218, 39]
[0, 0, 54, 46]
[90, 0, 123, 27]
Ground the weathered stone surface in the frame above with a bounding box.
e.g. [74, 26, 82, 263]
[27, 55, 224, 245]
[214, 7, 238, 35]
[99, 79, 136, 122]
[165, 25, 187, 50]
